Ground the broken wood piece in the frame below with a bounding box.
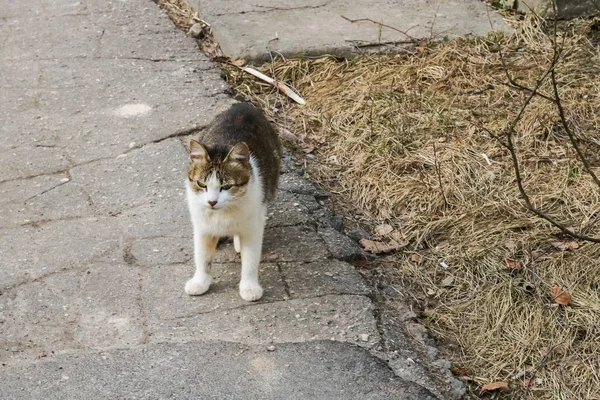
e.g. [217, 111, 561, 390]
[241, 67, 306, 105]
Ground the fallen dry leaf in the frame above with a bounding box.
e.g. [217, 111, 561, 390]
[411, 254, 424, 264]
[450, 366, 469, 376]
[359, 239, 407, 254]
[504, 258, 521, 269]
[441, 275, 454, 287]
[480, 381, 509, 394]
[278, 128, 299, 142]
[374, 224, 393, 236]
[230, 58, 245, 67]
[551, 241, 580, 251]
[390, 229, 405, 243]
[551, 286, 572, 306]
[300, 144, 315, 154]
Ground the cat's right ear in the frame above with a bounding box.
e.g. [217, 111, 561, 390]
[189, 140, 210, 163]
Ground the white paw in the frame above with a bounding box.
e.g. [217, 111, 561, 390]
[233, 235, 241, 254]
[185, 275, 212, 296]
[239, 282, 263, 302]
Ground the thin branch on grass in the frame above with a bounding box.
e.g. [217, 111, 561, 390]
[484, 1, 600, 242]
[345, 39, 416, 49]
[493, 6, 600, 190]
[485, 51, 600, 243]
[428, 3, 441, 41]
[496, 48, 556, 103]
[340, 15, 418, 43]
[432, 142, 449, 208]
[550, 69, 600, 189]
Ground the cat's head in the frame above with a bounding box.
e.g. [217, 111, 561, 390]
[187, 139, 251, 210]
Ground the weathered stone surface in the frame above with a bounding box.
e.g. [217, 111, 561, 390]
[263, 225, 329, 262]
[149, 294, 380, 349]
[318, 226, 366, 262]
[266, 190, 315, 228]
[0, 15, 105, 61]
[196, 0, 511, 61]
[0, 182, 95, 228]
[0, 218, 122, 290]
[1, 0, 115, 19]
[0, 341, 438, 399]
[121, 199, 190, 239]
[517, 0, 599, 19]
[0, 173, 69, 205]
[279, 172, 319, 195]
[130, 236, 192, 266]
[0, 264, 144, 364]
[378, 305, 466, 400]
[35, 59, 226, 164]
[69, 140, 187, 214]
[141, 263, 287, 320]
[280, 260, 371, 298]
[0, 146, 70, 182]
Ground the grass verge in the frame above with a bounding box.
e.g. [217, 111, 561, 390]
[226, 16, 600, 399]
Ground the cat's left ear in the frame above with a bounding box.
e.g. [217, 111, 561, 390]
[189, 139, 210, 163]
[225, 142, 250, 168]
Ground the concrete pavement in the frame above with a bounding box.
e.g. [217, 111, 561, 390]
[194, 0, 511, 61]
[0, 0, 451, 398]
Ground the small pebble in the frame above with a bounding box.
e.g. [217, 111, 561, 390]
[188, 23, 204, 39]
[60, 178, 70, 183]
[128, 142, 136, 148]
[359, 333, 370, 342]
[267, 345, 276, 351]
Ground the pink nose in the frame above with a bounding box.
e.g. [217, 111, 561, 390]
[208, 200, 218, 207]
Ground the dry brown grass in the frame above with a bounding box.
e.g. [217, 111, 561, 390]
[227, 16, 600, 399]
[155, 0, 194, 31]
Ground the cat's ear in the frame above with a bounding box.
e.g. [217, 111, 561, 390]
[225, 142, 250, 168]
[189, 139, 210, 163]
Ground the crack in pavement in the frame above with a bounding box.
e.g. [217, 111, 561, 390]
[213, 1, 332, 17]
[24, 173, 72, 203]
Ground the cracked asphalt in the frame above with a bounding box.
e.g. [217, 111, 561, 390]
[0, 0, 464, 398]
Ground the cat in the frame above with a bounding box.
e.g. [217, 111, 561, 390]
[185, 102, 282, 301]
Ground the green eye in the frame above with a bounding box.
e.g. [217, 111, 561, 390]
[220, 184, 233, 191]
[196, 181, 206, 189]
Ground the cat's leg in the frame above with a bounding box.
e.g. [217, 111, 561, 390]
[238, 209, 266, 301]
[233, 235, 241, 254]
[185, 232, 218, 296]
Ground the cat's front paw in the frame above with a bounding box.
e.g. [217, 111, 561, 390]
[185, 275, 212, 296]
[239, 282, 263, 302]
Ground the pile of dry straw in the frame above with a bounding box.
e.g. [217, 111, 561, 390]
[228, 16, 600, 398]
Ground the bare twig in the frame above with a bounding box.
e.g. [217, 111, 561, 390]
[482, 0, 600, 243]
[493, 7, 600, 190]
[484, 52, 600, 242]
[341, 15, 419, 43]
[345, 39, 415, 49]
[429, 3, 441, 40]
[550, 69, 600, 189]
[432, 142, 449, 208]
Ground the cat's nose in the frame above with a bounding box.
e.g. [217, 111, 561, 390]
[208, 200, 218, 207]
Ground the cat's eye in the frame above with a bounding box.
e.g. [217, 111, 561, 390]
[196, 181, 206, 189]
[220, 184, 233, 191]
